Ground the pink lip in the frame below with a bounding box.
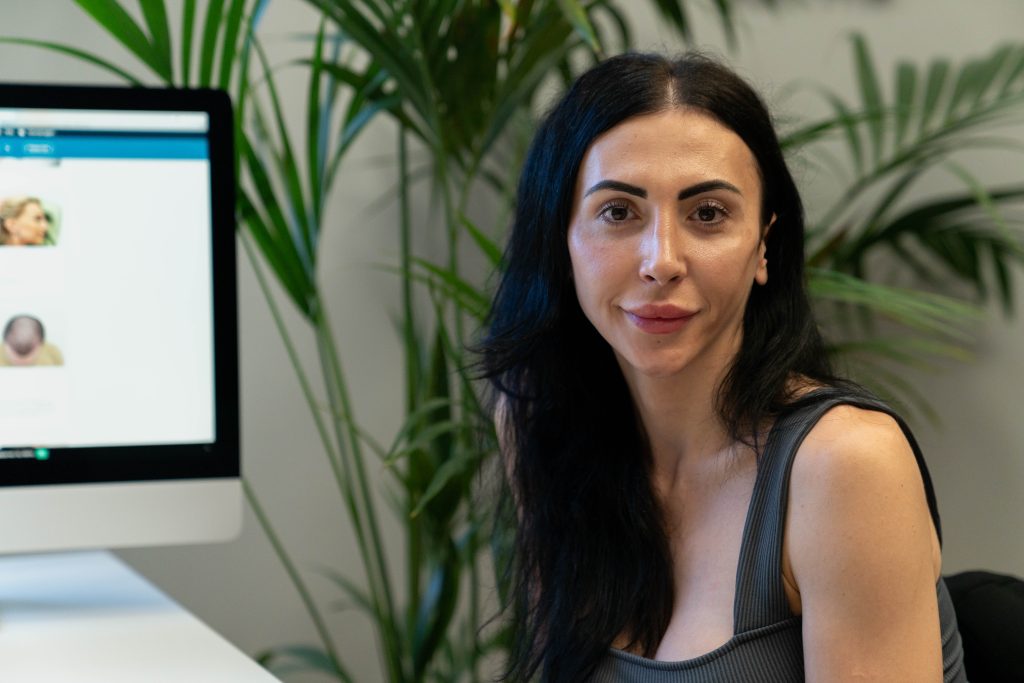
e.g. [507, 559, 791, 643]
[624, 305, 697, 334]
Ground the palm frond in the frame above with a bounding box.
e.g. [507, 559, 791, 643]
[795, 36, 1024, 316]
[809, 267, 981, 340]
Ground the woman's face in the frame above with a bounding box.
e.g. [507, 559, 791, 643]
[4, 202, 49, 245]
[567, 109, 769, 381]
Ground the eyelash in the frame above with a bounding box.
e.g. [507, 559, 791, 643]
[597, 200, 634, 223]
[690, 199, 729, 226]
[596, 199, 730, 226]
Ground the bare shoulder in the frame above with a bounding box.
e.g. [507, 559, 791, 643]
[785, 403, 944, 679]
[793, 404, 919, 486]
[788, 403, 934, 563]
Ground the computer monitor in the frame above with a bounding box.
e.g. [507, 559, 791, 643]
[0, 84, 241, 554]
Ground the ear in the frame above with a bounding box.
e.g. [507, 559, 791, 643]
[754, 213, 775, 286]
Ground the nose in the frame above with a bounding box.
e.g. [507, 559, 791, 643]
[639, 209, 686, 285]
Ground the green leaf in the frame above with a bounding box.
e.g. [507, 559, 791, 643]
[257, 644, 353, 681]
[942, 160, 1017, 247]
[992, 246, 1015, 314]
[412, 544, 461, 677]
[198, 0, 226, 86]
[385, 397, 455, 456]
[0, 37, 143, 84]
[830, 336, 973, 367]
[647, 0, 692, 43]
[72, 0, 170, 81]
[892, 61, 917, 151]
[997, 45, 1024, 96]
[779, 115, 855, 151]
[943, 46, 1014, 124]
[809, 267, 980, 339]
[238, 138, 316, 317]
[822, 88, 865, 178]
[556, 0, 601, 55]
[852, 34, 884, 169]
[251, 41, 316, 272]
[138, 0, 173, 81]
[320, 569, 375, 616]
[218, 0, 249, 89]
[386, 421, 462, 466]
[874, 186, 1024, 255]
[854, 166, 925, 244]
[308, 0, 438, 149]
[460, 213, 503, 268]
[480, 24, 575, 159]
[409, 258, 490, 319]
[409, 450, 472, 518]
[180, 0, 197, 85]
[917, 58, 951, 138]
[306, 20, 328, 223]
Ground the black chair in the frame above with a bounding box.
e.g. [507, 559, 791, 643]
[945, 570, 1024, 682]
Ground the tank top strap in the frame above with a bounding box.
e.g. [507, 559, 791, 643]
[732, 387, 943, 633]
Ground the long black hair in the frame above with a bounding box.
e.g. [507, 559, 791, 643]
[478, 52, 838, 682]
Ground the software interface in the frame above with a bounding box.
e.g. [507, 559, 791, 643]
[0, 108, 215, 449]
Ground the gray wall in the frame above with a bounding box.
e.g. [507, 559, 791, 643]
[2, 1, 1022, 681]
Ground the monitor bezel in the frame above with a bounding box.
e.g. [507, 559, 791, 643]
[0, 83, 239, 487]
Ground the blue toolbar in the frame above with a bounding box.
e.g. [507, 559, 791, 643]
[0, 135, 208, 159]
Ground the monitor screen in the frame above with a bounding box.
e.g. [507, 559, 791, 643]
[0, 84, 240, 553]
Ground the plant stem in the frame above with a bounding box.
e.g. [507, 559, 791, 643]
[399, 124, 425, 648]
[469, 521, 481, 683]
[243, 479, 346, 678]
[239, 231, 367, 534]
[316, 309, 405, 681]
[238, 233, 343, 490]
[399, 127, 418, 411]
[240, 231, 388, 676]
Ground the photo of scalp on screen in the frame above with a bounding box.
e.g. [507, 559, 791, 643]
[0, 196, 62, 247]
[0, 313, 64, 367]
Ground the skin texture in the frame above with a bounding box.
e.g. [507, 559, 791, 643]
[2, 201, 49, 245]
[565, 109, 944, 678]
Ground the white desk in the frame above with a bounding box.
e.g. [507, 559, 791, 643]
[0, 551, 281, 682]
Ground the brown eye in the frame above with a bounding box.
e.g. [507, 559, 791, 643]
[690, 200, 728, 227]
[697, 206, 718, 222]
[598, 202, 633, 223]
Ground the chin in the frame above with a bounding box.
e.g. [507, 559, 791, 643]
[616, 348, 696, 380]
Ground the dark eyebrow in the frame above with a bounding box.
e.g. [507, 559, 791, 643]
[678, 180, 742, 201]
[583, 180, 646, 198]
[583, 179, 742, 200]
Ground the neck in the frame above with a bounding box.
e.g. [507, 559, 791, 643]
[618, 343, 739, 488]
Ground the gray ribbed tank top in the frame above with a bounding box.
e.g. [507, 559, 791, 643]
[590, 388, 966, 682]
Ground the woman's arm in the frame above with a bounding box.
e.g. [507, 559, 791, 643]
[785, 405, 944, 682]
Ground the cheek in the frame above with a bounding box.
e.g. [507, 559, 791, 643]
[568, 235, 617, 297]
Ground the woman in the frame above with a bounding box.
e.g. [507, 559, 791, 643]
[479, 53, 965, 681]
[0, 196, 50, 246]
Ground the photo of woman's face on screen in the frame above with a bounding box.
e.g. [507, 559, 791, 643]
[0, 196, 61, 247]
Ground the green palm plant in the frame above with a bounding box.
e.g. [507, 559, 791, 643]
[6, 2, 1024, 681]
[781, 35, 1024, 413]
[0, 1, 734, 680]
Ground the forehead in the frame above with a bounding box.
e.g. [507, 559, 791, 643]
[576, 109, 761, 194]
